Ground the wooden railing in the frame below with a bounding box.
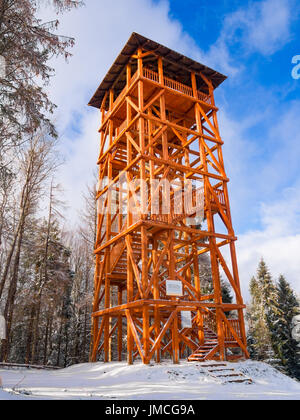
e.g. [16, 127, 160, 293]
[143, 67, 159, 83]
[148, 186, 204, 224]
[197, 90, 210, 103]
[214, 189, 226, 206]
[203, 311, 241, 343]
[140, 186, 226, 224]
[224, 319, 242, 342]
[163, 74, 194, 97]
[143, 68, 211, 105]
[104, 67, 211, 128]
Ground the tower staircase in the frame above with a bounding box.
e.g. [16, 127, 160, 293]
[188, 326, 219, 362]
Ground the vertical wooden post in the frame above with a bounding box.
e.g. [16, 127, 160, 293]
[158, 57, 168, 161]
[152, 236, 160, 362]
[143, 306, 150, 364]
[229, 241, 248, 353]
[126, 76, 134, 364]
[193, 243, 204, 345]
[109, 89, 114, 111]
[91, 255, 100, 361]
[126, 63, 131, 87]
[117, 287, 123, 361]
[195, 99, 225, 360]
[172, 311, 179, 364]
[138, 49, 147, 220]
[198, 311, 204, 346]
[191, 72, 197, 99]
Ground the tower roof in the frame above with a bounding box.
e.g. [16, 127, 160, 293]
[88, 32, 227, 109]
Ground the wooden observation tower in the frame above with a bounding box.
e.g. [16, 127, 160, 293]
[88, 33, 249, 364]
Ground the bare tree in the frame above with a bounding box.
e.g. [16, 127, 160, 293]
[0, 165, 15, 248]
[0, 131, 60, 360]
[28, 180, 66, 363]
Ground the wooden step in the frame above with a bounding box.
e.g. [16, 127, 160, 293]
[197, 345, 216, 349]
[192, 353, 209, 357]
[225, 378, 253, 384]
[193, 348, 215, 353]
[212, 373, 243, 378]
[199, 363, 227, 368]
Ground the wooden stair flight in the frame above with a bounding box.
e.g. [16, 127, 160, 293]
[188, 326, 219, 362]
[200, 363, 253, 385]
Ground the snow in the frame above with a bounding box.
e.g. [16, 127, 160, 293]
[0, 360, 300, 400]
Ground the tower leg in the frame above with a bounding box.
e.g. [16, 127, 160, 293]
[172, 313, 179, 364]
[117, 288, 123, 361]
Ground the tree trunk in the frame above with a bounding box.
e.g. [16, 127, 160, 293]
[0, 218, 22, 299]
[25, 306, 36, 364]
[43, 315, 51, 366]
[1, 222, 24, 361]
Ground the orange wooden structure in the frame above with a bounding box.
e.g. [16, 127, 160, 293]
[88, 33, 249, 364]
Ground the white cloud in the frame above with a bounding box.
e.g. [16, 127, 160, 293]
[41, 0, 198, 125]
[222, 100, 300, 223]
[237, 183, 300, 301]
[246, 0, 293, 54]
[55, 111, 99, 226]
[199, 0, 296, 77]
[217, 100, 300, 299]
[222, 0, 294, 56]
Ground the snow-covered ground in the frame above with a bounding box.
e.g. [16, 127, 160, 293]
[1, 360, 300, 400]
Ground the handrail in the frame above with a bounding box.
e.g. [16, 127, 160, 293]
[214, 189, 226, 206]
[164, 74, 193, 97]
[203, 311, 241, 343]
[224, 319, 242, 341]
[102, 67, 211, 127]
[143, 67, 211, 104]
[143, 67, 159, 83]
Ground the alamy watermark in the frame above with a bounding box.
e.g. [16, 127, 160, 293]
[96, 177, 205, 226]
[292, 55, 300, 80]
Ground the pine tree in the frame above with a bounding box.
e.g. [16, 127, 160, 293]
[0, 0, 83, 162]
[221, 279, 233, 304]
[246, 259, 276, 360]
[271, 275, 300, 379]
[258, 260, 279, 357]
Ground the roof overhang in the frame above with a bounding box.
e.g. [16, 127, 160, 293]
[88, 32, 227, 109]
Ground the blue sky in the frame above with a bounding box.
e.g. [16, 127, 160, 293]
[41, 0, 300, 299]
